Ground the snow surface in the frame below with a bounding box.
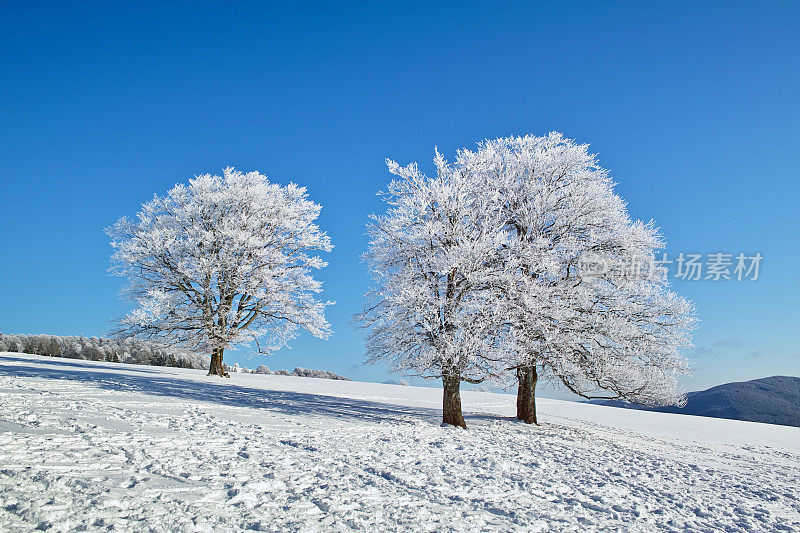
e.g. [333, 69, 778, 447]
[1, 353, 798, 531]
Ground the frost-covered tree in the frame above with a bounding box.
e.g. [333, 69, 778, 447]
[108, 167, 333, 377]
[357, 154, 508, 428]
[361, 135, 695, 427]
[454, 134, 695, 423]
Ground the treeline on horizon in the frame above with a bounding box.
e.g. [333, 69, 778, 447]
[0, 333, 209, 370]
[0, 333, 352, 380]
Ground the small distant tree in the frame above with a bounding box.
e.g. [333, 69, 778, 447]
[108, 167, 333, 377]
[357, 154, 507, 428]
[46, 336, 62, 357]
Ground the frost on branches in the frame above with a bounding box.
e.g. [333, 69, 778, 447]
[357, 153, 509, 428]
[108, 167, 333, 377]
[360, 134, 695, 427]
[456, 134, 696, 423]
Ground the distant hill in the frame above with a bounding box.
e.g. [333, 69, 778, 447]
[598, 376, 800, 427]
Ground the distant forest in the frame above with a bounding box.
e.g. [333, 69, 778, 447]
[0, 333, 209, 369]
[0, 334, 351, 380]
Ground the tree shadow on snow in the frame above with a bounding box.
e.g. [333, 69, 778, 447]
[0, 356, 445, 426]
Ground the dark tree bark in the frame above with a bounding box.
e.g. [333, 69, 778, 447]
[207, 348, 230, 377]
[442, 374, 467, 428]
[516, 365, 538, 424]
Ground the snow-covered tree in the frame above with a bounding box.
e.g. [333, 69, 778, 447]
[357, 154, 508, 427]
[108, 167, 333, 377]
[454, 134, 696, 423]
[361, 134, 695, 427]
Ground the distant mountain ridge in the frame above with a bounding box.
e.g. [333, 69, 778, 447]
[599, 376, 800, 427]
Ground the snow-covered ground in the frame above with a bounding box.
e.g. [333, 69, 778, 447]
[0, 353, 798, 531]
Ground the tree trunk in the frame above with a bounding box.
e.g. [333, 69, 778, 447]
[516, 365, 538, 424]
[207, 348, 230, 377]
[442, 374, 467, 428]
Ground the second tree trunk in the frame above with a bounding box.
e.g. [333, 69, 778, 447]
[516, 365, 538, 424]
[442, 374, 467, 428]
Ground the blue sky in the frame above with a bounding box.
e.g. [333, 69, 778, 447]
[1, 2, 798, 397]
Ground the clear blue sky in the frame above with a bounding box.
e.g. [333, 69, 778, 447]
[1, 2, 798, 397]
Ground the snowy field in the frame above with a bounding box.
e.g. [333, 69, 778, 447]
[0, 353, 798, 532]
